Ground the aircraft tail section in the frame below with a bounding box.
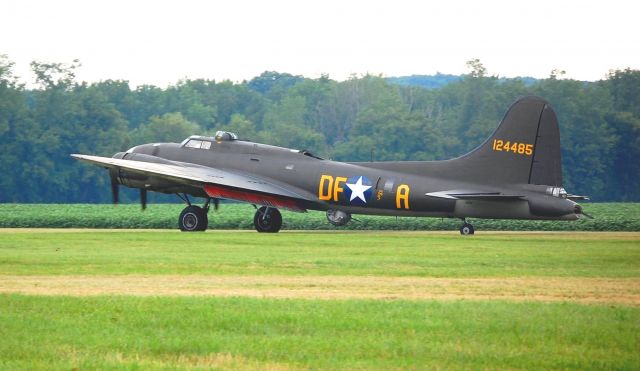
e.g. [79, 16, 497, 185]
[454, 95, 563, 186]
[359, 96, 563, 187]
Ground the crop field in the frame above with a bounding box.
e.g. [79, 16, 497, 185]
[0, 230, 639, 369]
[0, 202, 639, 231]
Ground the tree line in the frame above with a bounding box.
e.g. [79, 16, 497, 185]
[0, 55, 638, 203]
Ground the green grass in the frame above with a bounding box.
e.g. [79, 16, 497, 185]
[0, 202, 638, 230]
[1, 230, 639, 369]
[1, 295, 639, 370]
[0, 231, 638, 277]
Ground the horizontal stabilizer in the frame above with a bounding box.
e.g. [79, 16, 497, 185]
[566, 194, 589, 201]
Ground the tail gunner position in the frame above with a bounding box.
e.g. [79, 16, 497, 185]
[72, 96, 588, 234]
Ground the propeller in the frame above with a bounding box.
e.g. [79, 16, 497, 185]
[213, 198, 219, 211]
[574, 204, 593, 219]
[109, 169, 119, 205]
[140, 189, 147, 210]
[109, 167, 146, 210]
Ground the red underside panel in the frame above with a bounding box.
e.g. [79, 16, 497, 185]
[203, 184, 305, 212]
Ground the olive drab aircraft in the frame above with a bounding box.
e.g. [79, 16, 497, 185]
[72, 96, 589, 234]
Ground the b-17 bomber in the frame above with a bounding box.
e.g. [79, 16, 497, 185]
[72, 96, 588, 234]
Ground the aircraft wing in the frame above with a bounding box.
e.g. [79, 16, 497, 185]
[425, 190, 525, 201]
[71, 154, 311, 211]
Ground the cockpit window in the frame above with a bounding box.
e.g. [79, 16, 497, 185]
[184, 139, 212, 149]
[185, 139, 202, 148]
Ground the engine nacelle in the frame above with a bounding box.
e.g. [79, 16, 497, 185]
[110, 152, 176, 191]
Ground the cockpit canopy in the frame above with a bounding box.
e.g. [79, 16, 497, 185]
[180, 131, 238, 149]
[178, 131, 324, 160]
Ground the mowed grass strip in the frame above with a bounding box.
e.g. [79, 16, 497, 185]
[0, 230, 638, 277]
[1, 294, 638, 370]
[1, 275, 639, 306]
[1, 231, 639, 369]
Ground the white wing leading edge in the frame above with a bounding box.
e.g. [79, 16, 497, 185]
[71, 154, 312, 211]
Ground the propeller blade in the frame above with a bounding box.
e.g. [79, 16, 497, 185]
[579, 212, 594, 220]
[109, 170, 119, 205]
[140, 189, 147, 210]
[213, 198, 219, 211]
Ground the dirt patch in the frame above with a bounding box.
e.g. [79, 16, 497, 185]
[1, 275, 638, 305]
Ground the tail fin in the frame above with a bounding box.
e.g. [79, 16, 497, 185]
[451, 96, 563, 186]
[362, 96, 563, 187]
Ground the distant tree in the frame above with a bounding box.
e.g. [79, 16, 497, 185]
[133, 112, 201, 143]
[87, 80, 139, 128]
[132, 85, 168, 128]
[248, 71, 305, 101]
[0, 61, 636, 203]
[263, 95, 307, 131]
[223, 113, 260, 141]
[30, 59, 81, 90]
[0, 54, 17, 84]
[465, 58, 487, 78]
[165, 80, 218, 129]
[261, 94, 326, 151]
[549, 68, 566, 80]
[332, 135, 376, 161]
[604, 112, 640, 201]
[602, 68, 640, 200]
[606, 68, 640, 117]
[533, 78, 615, 199]
[0, 55, 30, 202]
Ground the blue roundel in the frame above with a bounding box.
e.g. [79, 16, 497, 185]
[344, 175, 373, 206]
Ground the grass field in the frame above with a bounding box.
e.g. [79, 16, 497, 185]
[1, 230, 639, 369]
[0, 202, 638, 231]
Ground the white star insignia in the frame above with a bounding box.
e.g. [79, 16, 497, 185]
[346, 176, 372, 203]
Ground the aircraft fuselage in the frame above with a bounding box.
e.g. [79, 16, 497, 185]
[121, 138, 579, 221]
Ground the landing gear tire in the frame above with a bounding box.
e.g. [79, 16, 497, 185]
[460, 222, 474, 235]
[179, 205, 208, 232]
[254, 206, 282, 233]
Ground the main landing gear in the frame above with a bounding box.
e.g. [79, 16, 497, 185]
[176, 194, 284, 233]
[253, 206, 282, 233]
[459, 219, 475, 235]
[177, 194, 211, 232]
[179, 205, 208, 231]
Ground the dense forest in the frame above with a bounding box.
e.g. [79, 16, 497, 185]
[0, 56, 638, 203]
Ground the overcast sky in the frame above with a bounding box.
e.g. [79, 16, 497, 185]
[2, 0, 638, 87]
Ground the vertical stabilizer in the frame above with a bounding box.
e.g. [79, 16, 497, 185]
[359, 96, 564, 187]
[447, 96, 563, 186]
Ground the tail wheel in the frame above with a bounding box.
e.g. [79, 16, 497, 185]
[460, 222, 475, 235]
[179, 205, 208, 232]
[326, 209, 352, 226]
[254, 206, 282, 233]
